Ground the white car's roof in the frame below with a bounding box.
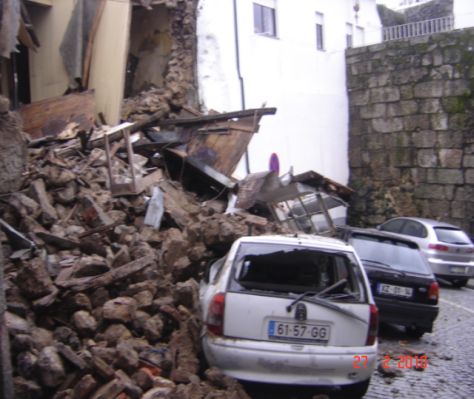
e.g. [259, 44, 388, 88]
[237, 234, 352, 252]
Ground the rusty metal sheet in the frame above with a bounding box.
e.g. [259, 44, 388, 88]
[235, 171, 276, 210]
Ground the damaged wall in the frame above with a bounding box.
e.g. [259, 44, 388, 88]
[127, 4, 172, 97]
[27, 0, 131, 124]
[122, 0, 199, 120]
[23, 0, 198, 125]
[0, 96, 27, 194]
[346, 28, 474, 234]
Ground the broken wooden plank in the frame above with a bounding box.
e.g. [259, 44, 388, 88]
[82, 0, 107, 88]
[35, 232, 79, 250]
[56, 255, 155, 293]
[159, 107, 277, 126]
[77, 222, 120, 239]
[31, 179, 58, 222]
[56, 343, 87, 370]
[19, 91, 96, 139]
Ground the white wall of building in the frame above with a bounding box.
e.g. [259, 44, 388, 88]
[453, 0, 474, 29]
[197, 0, 382, 184]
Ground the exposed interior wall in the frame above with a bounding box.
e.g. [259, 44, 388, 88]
[126, 4, 171, 97]
[122, 0, 199, 120]
[346, 28, 474, 234]
[26, 0, 131, 124]
[87, 0, 131, 124]
[27, 1, 74, 101]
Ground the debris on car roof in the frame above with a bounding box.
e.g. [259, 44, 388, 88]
[234, 170, 353, 236]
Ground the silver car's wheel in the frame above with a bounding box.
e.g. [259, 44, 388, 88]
[451, 278, 468, 288]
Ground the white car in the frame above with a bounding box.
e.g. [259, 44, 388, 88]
[200, 235, 378, 398]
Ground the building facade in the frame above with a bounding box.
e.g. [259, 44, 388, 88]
[197, 0, 382, 183]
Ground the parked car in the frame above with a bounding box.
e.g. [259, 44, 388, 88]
[377, 217, 474, 288]
[199, 235, 378, 398]
[337, 227, 439, 338]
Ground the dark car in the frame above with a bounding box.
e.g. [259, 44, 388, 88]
[337, 228, 439, 338]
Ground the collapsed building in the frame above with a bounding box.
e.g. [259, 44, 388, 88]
[0, 1, 355, 398]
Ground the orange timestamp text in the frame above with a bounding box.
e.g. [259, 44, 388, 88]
[353, 355, 428, 369]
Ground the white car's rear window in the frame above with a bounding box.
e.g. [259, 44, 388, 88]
[434, 227, 472, 245]
[229, 243, 365, 301]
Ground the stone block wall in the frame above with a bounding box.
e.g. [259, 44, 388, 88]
[346, 28, 474, 235]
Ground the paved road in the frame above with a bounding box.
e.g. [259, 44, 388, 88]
[365, 282, 474, 398]
[243, 281, 474, 398]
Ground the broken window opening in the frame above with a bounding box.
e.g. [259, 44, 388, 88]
[229, 243, 363, 301]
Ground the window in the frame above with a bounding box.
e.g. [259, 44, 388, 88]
[434, 227, 471, 245]
[379, 219, 405, 233]
[229, 242, 364, 301]
[355, 26, 364, 46]
[346, 23, 353, 48]
[315, 12, 324, 50]
[351, 234, 432, 275]
[253, 2, 276, 37]
[401, 221, 427, 238]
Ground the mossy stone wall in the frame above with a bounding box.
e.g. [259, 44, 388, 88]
[346, 28, 474, 235]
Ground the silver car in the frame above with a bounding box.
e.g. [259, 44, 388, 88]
[378, 217, 474, 287]
[199, 235, 378, 398]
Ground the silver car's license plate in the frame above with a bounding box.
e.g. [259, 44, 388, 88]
[450, 266, 466, 274]
[268, 320, 330, 343]
[378, 283, 413, 298]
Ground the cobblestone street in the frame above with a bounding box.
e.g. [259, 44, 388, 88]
[365, 282, 474, 398]
[244, 281, 474, 399]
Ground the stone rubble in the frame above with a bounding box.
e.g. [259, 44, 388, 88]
[0, 135, 286, 399]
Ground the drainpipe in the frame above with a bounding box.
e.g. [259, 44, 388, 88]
[233, 0, 250, 174]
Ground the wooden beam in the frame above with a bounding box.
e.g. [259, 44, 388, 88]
[159, 107, 277, 126]
[19, 91, 96, 139]
[82, 0, 107, 88]
[56, 255, 155, 293]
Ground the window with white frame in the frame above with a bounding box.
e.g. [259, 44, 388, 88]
[346, 23, 353, 48]
[253, 1, 276, 37]
[315, 12, 324, 50]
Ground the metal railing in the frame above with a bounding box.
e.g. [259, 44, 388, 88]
[383, 15, 454, 41]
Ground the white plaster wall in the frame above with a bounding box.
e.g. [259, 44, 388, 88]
[197, 0, 381, 185]
[454, 0, 474, 29]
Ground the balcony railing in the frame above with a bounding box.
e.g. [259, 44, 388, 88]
[383, 15, 454, 41]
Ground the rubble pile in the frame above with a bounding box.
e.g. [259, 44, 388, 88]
[0, 138, 284, 398]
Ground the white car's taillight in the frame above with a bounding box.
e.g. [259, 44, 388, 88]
[207, 293, 225, 336]
[366, 304, 378, 346]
